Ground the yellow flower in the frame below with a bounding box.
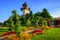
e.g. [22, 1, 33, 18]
[20, 31, 30, 40]
[8, 34, 18, 40]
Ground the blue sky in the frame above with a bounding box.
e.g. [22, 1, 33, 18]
[0, 0, 60, 22]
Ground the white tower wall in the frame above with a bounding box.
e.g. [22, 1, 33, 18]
[22, 9, 30, 15]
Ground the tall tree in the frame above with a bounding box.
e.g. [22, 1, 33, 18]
[3, 21, 9, 27]
[41, 8, 53, 21]
[20, 17, 26, 26]
[9, 17, 14, 31]
[26, 18, 31, 27]
[35, 16, 40, 27]
[0, 22, 2, 26]
[3, 10, 21, 37]
[42, 20, 48, 27]
[29, 11, 34, 20]
[31, 19, 35, 26]
[12, 10, 20, 25]
[38, 17, 43, 26]
[34, 12, 41, 17]
[12, 10, 21, 37]
[26, 13, 30, 20]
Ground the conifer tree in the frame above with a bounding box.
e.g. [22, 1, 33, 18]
[26, 18, 31, 27]
[12, 10, 21, 37]
[9, 17, 14, 31]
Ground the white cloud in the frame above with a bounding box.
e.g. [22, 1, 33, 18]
[50, 8, 60, 18]
[0, 20, 4, 23]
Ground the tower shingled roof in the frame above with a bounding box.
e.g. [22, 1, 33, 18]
[21, 2, 30, 11]
[23, 2, 27, 7]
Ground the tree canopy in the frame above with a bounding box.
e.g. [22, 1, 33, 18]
[40, 8, 53, 21]
[3, 8, 54, 27]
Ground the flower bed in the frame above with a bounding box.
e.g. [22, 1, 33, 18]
[0, 31, 16, 40]
[0, 31, 16, 37]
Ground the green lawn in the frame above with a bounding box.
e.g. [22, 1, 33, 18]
[0, 26, 24, 35]
[0, 27, 8, 35]
[31, 28, 60, 40]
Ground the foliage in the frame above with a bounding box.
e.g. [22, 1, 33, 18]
[0, 22, 2, 26]
[29, 11, 34, 20]
[12, 10, 21, 37]
[3, 10, 21, 37]
[20, 17, 26, 26]
[26, 13, 30, 20]
[40, 8, 53, 21]
[3, 8, 54, 27]
[31, 19, 35, 26]
[34, 16, 40, 26]
[34, 12, 41, 17]
[38, 17, 43, 26]
[3, 21, 9, 27]
[26, 19, 31, 27]
[8, 17, 14, 31]
[42, 20, 48, 26]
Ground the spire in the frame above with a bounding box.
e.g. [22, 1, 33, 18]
[23, 2, 27, 7]
[21, 2, 30, 11]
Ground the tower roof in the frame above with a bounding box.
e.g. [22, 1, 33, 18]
[23, 2, 27, 7]
[21, 2, 30, 11]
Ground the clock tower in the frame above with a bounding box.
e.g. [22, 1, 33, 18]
[21, 2, 30, 17]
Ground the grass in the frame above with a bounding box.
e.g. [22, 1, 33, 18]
[0, 27, 9, 35]
[31, 28, 60, 40]
[0, 26, 25, 36]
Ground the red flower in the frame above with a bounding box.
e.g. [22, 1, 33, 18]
[1, 31, 16, 37]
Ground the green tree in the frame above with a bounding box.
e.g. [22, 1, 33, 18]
[29, 11, 34, 20]
[34, 12, 41, 17]
[42, 20, 48, 27]
[35, 20, 39, 27]
[0, 22, 2, 26]
[26, 13, 30, 20]
[41, 8, 53, 21]
[3, 21, 9, 27]
[26, 18, 31, 27]
[20, 17, 26, 26]
[31, 19, 35, 26]
[35, 17, 40, 27]
[38, 17, 43, 26]
[15, 20, 21, 37]
[3, 10, 21, 37]
[12, 10, 20, 25]
[12, 10, 21, 37]
[9, 17, 14, 31]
